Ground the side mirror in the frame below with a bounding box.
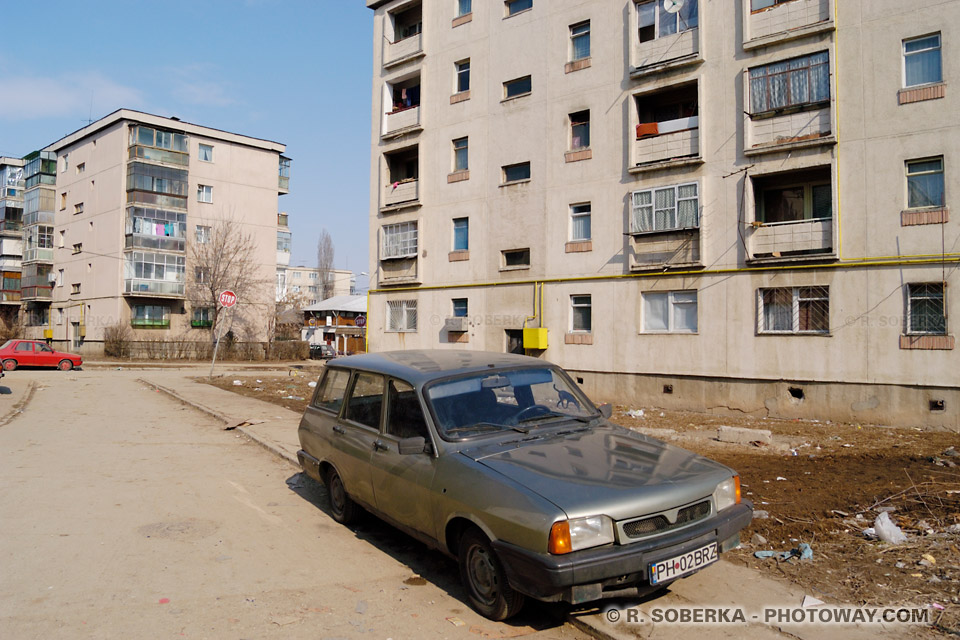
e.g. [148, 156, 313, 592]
[398, 436, 427, 455]
[598, 403, 613, 419]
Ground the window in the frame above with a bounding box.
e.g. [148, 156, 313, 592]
[457, 0, 472, 17]
[906, 157, 945, 209]
[502, 248, 530, 267]
[314, 368, 350, 413]
[643, 291, 698, 333]
[570, 111, 590, 150]
[57, 269, 64, 287]
[907, 284, 946, 335]
[504, 75, 532, 99]
[903, 34, 942, 87]
[631, 182, 699, 233]
[72, 243, 82, 255]
[61, 154, 68, 173]
[196, 225, 211, 244]
[758, 287, 829, 334]
[571, 203, 592, 241]
[456, 59, 471, 93]
[754, 170, 832, 223]
[345, 372, 385, 429]
[392, 5, 422, 41]
[386, 379, 429, 440]
[637, 0, 698, 43]
[571, 295, 592, 332]
[76, 163, 85, 174]
[71, 283, 81, 295]
[502, 162, 531, 183]
[132, 305, 170, 328]
[198, 144, 214, 162]
[192, 307, 213, 328]
[506, 0, 532, 16]
[195, 267, 210, 284]
[277, 230, 291, 253]
[750, 52, 830, 114]
[58, 230, 65, 248]
[308, 286, 319, 294]
[453, 137, 469, 172]
[197, 184, 213, 203]
[635, 83, 698, 138]
[570, 21, 590, 61]
[452, 298, 468, 317]
[751, 0, 793, 9]
[60, 192, 67, 210]
[382, 221, 418, 259]
[309, 272, 318, 280]
[387, 300, 418, 332]
[453, 218, 469, 251]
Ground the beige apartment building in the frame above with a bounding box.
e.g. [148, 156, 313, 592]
[25, 110, 290, 351]
[278, 263, 355, 306]
[365, 0, 958, 427]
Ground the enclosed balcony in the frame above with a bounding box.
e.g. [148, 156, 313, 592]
[631, 83, 700, 171]
[21, 264, 52, 301]
[1, 270, 20, 304]
[123, 251, 186, 297]
[22, 151, 56, 189]
[128, 125, 189, 166]
[632, 0, 700, 76]
[124, 206, 187, 252]
[384, 3, 423, 67]
[126, 162, 188, 210]
[745, 0, 832, 48]
[748, 168, 835, 261]
[382, 146, 419, 210]
[22, 225, 54, 265]
[279, 156, 291, 194]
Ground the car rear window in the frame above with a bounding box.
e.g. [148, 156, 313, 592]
[313, 368, 350, 414]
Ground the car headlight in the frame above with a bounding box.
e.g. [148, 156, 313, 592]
[549, 515, 615, 554]
[713, 475, 741, 512]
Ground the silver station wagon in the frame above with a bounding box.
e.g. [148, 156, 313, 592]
[297, 350, 752, 620]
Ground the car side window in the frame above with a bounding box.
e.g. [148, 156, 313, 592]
[344, 372, 384, 430]
[314, 368, 350, 414]
[15, 343, 32, 352]
[385, 379, 429, 440]
[38, 344, 53, 352]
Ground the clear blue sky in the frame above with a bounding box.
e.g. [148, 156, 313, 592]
[0, 0, 373, 286]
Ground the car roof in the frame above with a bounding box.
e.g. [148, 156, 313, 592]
[327, 350, 550, 386]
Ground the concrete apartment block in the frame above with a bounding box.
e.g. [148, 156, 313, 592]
[365, 0, 959, 428]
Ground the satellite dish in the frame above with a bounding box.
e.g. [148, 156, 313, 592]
[663, 0, 684, 13]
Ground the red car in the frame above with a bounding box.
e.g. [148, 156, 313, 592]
[0, 340, 83, 371]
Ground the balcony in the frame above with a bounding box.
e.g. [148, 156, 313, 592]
[746, 106, 832, 154]
[380, 256, 418, 285]
[279, 157, 291, 194]
[131, 318, 170, 329]
[748, 217, 833, 260]
[632, 120, 700, 169]
[0, 220, 23, 233]
[384, 105, 421, 137]
[22, 248, 54, 263]
[128, 145, 188, 167]
[746, 0, 832, 48]
[123, 279, 185, 297]
[24, 210, 55, 226]
[631, 83, 700, 171]
[632, 27, 699, 77]
[0, 290, 21, 303]
[384, 32, 423, 68]
[21, 286, 52, 301]
[384, 179, 418, 207]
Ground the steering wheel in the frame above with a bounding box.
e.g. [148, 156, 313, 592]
[515, 404, 552, 422]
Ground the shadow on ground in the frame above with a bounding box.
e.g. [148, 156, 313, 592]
[285, 471, 571, 631]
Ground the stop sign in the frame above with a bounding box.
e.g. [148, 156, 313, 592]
[218, 290, 237, 307]
[355, 315, 366, 328]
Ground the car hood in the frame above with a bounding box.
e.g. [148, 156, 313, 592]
[459, 425, 733, 521]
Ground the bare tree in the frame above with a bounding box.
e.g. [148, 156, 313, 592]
[269, 288, 310, 343]
[189, 218, 268, 336]
[316, 228, 335, 300]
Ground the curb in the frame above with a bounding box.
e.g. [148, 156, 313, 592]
[138, 378, 300, 470]
[0, 381, 37, 428]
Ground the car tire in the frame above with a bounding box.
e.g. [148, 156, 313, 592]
[325, 467, 359, 525]
[2, 359, 16, 371]
[458, 528, 525, 621]
[58, 360, 73, 371]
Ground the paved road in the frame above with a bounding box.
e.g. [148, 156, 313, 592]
[0, 369, 588, 639]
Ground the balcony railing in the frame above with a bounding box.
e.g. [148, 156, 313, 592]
[21, 286, 52, 300]
[128, 145, 189, 166]
[633, 28, 699, 72]
[385, 105, 421, 135]
[190, 319, 213, 328]
[131, 318, 170, 329]
[22, 248, 54, 263]
[123, 279, 185, 297]
[749, 217, 833, 258]
[634, 118, 699, 167]
[124, 234, 186, 253]
[385, 32, 423, 66]
[384, 179, 419, 207]
[1, 290, 21, 303]
[749, 106, 831, 150]
[749, 0, 831, 42]
[0, 220, 23, 232]
[278, 176, 290, 193]
[24, 210, 55, 226]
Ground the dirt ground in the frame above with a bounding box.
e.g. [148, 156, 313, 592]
[205, 370, 960, 634]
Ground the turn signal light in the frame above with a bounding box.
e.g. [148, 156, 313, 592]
[735, 475, 742, 504]
[548, 521, 572, 555]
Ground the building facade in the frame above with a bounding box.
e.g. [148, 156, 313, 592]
[365, 0, 958, 427]
[278, 263, 355, 306]
[0, 157, 25, 327]
[27, 109, 290, 351]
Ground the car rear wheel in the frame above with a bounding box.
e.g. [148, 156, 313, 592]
[58, 360, 73, 371]
[458, 528, 525, 621]
[2, 359, 16, 371]
[325, 467, 359, 525]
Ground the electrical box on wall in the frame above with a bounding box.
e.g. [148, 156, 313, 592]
[523, 327, 548, 350]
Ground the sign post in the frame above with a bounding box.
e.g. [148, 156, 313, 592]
[209, 290, 238, 379]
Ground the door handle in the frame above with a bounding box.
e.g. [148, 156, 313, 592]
[332, 425, 346, 435]
[373, 440, 390, 452]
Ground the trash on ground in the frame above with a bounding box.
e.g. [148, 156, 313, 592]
[751, 533, 767, 546]
[754, 543, 813, 561]
[626, 409, 645, 419]
[801, 595, 825, 608]
[753, 510, 769, 519]
[232, 380, 243, 386]
[308, 381, 317, 388]
[874, 511, 907, 545]
[446, 617, 465, 627]
[921, 553, 936, 565]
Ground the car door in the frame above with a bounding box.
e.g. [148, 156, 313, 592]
[330, 371, 386, 509]
[13, 341, 34, 366]
[369, 378, 438, 539]
[35, 343, 57, 367]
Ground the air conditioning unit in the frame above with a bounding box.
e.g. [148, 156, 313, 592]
[444, 316, 469, 332]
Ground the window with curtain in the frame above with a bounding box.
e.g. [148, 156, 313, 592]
[453, 218, 469, 251]
[750, 51, 830, 114]
[387, 300, 418, 332]
[570, 21, 590, 61]
[903, 34, 942, 87]
[453, 138, 469, 172]
[382, 222, 418, 259]
[456, 60, 471, 93]
[570, 204, 591, 241]
[570, 111, 590, 149]
[906, 157, 945, 209]
[452, 298, 468, 317]
[642, 291, 698, 333]
[631, 182, 699, 233]
[759, 287, 829, 334]
[457, 0, 472, 17]
[571, 295, 592, 332]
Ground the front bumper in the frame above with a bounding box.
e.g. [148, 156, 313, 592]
[492, 501, 753, 603]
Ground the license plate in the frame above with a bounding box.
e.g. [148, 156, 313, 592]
[649, 542, 717, 585]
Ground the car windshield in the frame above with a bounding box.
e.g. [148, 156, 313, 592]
[426, 367, 597, 440]
[0, 340, 10, 350]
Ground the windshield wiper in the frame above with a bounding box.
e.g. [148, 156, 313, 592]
[446, 422, 530, 435]
[517, 411, 571, 424]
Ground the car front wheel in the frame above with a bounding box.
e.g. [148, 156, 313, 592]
[458, 528, 525, 621]
[58, 360, 73, 371]
[325, 467, 359, 525]
[2, 359, 16, 371]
